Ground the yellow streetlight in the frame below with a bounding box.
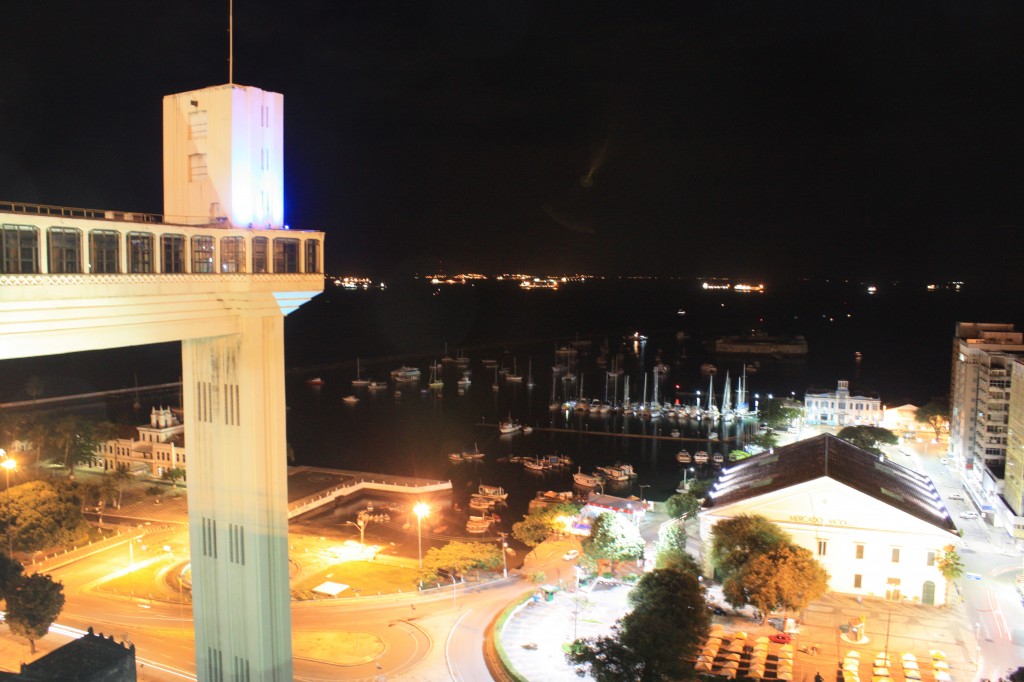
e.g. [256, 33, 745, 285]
[413, 502, 429, 568]
[2, 453, 16, 556]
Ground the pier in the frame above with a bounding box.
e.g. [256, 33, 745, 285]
[479, 423, 743, 443]
[287, 466, 452, 519]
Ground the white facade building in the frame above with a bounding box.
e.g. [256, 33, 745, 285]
[700, 434, 959, 606]
[94, 407, 186, 477]
[804, 380, 882, 427]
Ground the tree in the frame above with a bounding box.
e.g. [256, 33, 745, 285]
[654, 522, 699, 575]
[760, 398, 802, 430]
[730, 448, 754, 461]
[111, 465, 133, 509]
[421, 541, 502, 581]
[936, 544, 964, 606]
[163, 467, 186, 487]
[722, 543, 828, 622]
[568, 567, 709, 681]
[664, 492, 701, 521]
[2, 480, 89, 552]
[5, 572, 65, 653]
[710, 514, 790, 582]
[836, 425, 898, 455]
[22, 414, 52, 467]
[512, 502, 579, 549]
[51, 415, 97, 478]
[581, 512, 645, 576]
[23, 376, 44, 402]
[915, 400, 950, 440]
[746, 431, 779, 452]
[686, 477, 714, 500]
[1008, 667, 1024, 682]
[0, 554, 24, 600]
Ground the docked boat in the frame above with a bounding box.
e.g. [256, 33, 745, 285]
[573, 468, 604, 488]
[478, 485, 508, 501]
[676, 450, 692, 464]
[523, 457, 547, 472]
[466, 515, 493, 533]
[712, 453, 724, 464]
[596, 465, 630, 483]
[700, 363, 718, 376]
[522, 425, 534, 434]
[498, 418, 522, 435]
[506, 357, 523, 382]
[368, 380, 388, 391]
[342, 395, 359, 404]
[469, 495, 496, 511]
[462, 445, 485, 461]
[528, 490, 575, 512]
[694, 451, 709, 464]
[306, 377, 325, 387]
[390, 366, 421, 382]
[448, 451, 465, 462]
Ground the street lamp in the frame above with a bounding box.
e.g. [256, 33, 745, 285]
[413, 502, 429, 568]
[2, 453, 15, 556]
[498, 532, 508, 579]
[683, 466, 695, 489]
[638, 484, 650, 503]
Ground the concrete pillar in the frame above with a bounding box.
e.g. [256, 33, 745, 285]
[182, 314, 291, 681]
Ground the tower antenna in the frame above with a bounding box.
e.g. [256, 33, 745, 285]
[228, 0, 234, 85]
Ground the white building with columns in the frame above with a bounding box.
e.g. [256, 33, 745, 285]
[700, 434, 959, 606]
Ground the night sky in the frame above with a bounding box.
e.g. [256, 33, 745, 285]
[2, 2, 1023, 283]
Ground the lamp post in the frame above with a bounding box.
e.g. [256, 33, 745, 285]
[413, 502, 429, 568]
[638, 484, 650, 503]
[498, 532, 508, 578]
[683, 466, 695, 490]
[2, 453, 15, 556]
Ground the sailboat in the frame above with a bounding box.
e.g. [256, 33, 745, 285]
[720, 371, 733, 422]
[506, 357, 523, 382]
[704, 374, 716, 421]
[622, 375, 633, 416]
[352, 358, 370, 388]
[526, 357, 535, 389]
[549, 373, 561, 410]
[428, 361, 444, 390]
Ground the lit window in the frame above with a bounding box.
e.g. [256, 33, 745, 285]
[220, 236, 246, 273]
[127, 232, 154, 273]
[855, 544, 864, 559]
[191, 236, 215, 273]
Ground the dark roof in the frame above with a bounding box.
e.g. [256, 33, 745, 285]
[0, 628, 135, 681]
[707, 433, 957, 534]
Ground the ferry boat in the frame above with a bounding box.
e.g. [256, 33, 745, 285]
[710, 331, 808, 356]
[390, 366, 421, 382]
[596, 465, 630, 483]
[573, 468, 604, 488]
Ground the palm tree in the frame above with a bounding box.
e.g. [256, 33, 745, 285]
[936, 544, 964, 606]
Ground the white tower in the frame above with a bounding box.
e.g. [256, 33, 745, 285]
[163, 84, 285, 228]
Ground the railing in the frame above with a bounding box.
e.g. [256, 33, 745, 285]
[0, 199, 224, 227]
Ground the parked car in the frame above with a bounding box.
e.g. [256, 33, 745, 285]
[959, 511, 979, 520]
[947, 492, 964, 500]
[707, 604, 727, 616]
[562, 549, 579, 561]
[769, 632, 792, 644]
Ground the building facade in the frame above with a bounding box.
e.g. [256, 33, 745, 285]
[804, 380, 882, 427]
[700, 434, 959, 605]
[94, 407, 186, 478]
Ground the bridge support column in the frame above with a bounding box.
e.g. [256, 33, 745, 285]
[183, 315, 292, 681]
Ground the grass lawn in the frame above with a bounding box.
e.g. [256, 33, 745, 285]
[291, 560, 420, 599]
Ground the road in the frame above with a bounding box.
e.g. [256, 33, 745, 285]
[906, 440, 1024, 681]
[37, 523, 573, 681]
